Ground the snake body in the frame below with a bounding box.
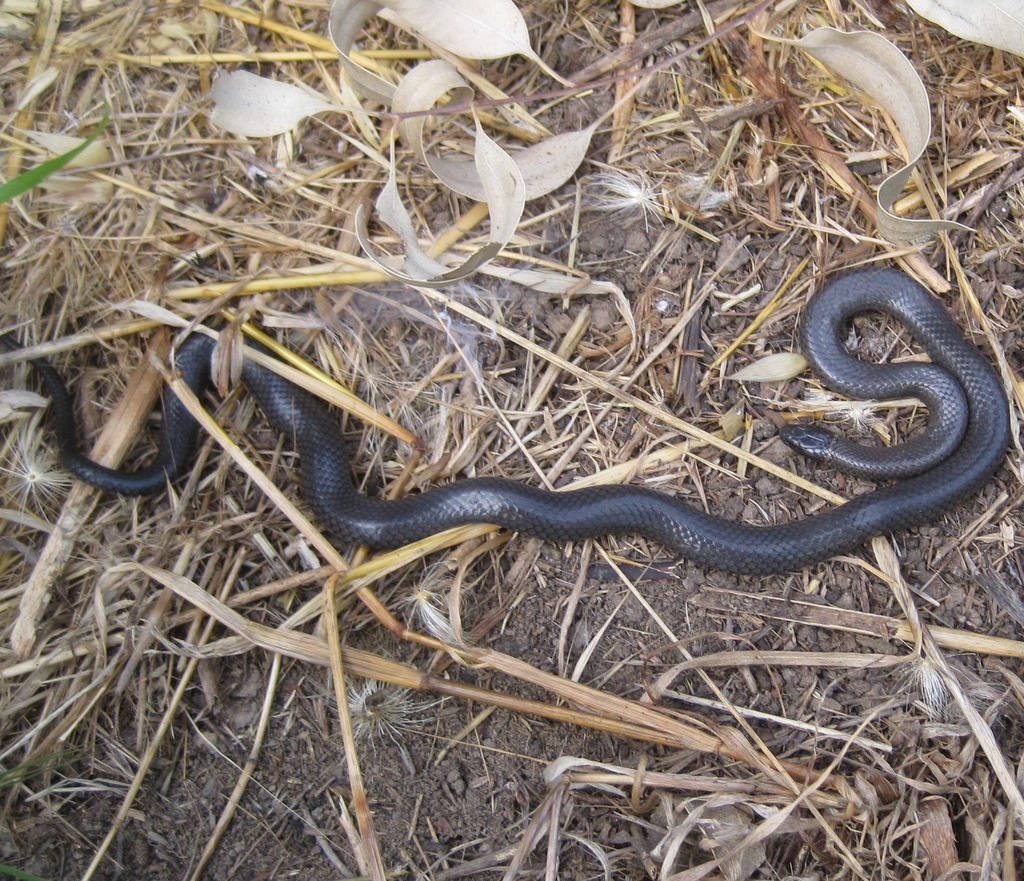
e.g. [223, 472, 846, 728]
[11, 268, 1009, 574]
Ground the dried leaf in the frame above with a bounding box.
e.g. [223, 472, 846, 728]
[122, 300, 191, 328]
[209, 71, 340, 137]
[479, 265, 622, 297]
[511, 123, 599, 201]
[358, 166, 451, 281]
[329, 0, 396, 104]
[355, 159, 497, 285]
[794, 28, 969, 241]
[700, 805, 766, 881]
[917, 798, 960, 879]
[330, 0, 568, 99]
[383, 0, 539, 63]
[394, 59, 595, 201]
[34, 177, 113, 205]
[393, 58, 474, 173]
[356, 118, 525, 284]
[906, 0, 1024, 56]
[729, 352, 807, 382]
[719, 405, 745, 441]
[471, 116, 526, 244]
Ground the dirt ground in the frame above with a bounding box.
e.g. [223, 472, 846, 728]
[2, 1, 1024, 879]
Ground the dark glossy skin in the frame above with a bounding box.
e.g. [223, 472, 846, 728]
[8, 268, 1010, 574]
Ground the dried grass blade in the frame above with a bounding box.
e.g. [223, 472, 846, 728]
[324, 575, 386, 881]
[141, 562, 846, 796]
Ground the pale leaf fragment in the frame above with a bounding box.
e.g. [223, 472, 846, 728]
[209, 71, 340, 137]
[0, 13, 33, 37]
[719, 405, 745, 442]
[122, 300, 191, 328]
[17, 65, 59, 109]
[511, 123, 598, 202]
[393, 58, 474, 168]
[729, 352, 808, 383]
[331, 0, 568, 95]
[794, 27, 968, 241]
[25, 130, 112, 204]
[0, 389, 49, 420]
[480, 266, 622, 298]
[360, 168, 451, 280]
[905, 0, 1024, 56]
[34, 178, 112, 205]
[26, 131, 109, 169]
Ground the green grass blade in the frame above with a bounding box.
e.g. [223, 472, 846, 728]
[0, 864, 51, 881]
[0, 105, 110, 205]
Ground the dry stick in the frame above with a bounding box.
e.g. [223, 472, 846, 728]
[199, 0, 336, 53]
[117, 49, 342, 64]
[226, 564, 335, 608]
[10, 332, 170, 659]
[721, 33, 948, 293]
[608, 0, 638, 163]
[0, 318, 164, 369]
[569, 0, 744, 83]
[694, 585, 1024, 659]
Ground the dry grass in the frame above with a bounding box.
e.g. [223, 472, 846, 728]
[1, 0, 1024, 878]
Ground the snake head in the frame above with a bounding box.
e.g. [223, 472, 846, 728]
[779, 423, 839, 464]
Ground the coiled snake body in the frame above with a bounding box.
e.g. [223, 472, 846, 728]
[10, 268, 1010, 574]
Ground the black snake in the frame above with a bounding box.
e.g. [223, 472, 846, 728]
[5, 267, 1009, 574]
